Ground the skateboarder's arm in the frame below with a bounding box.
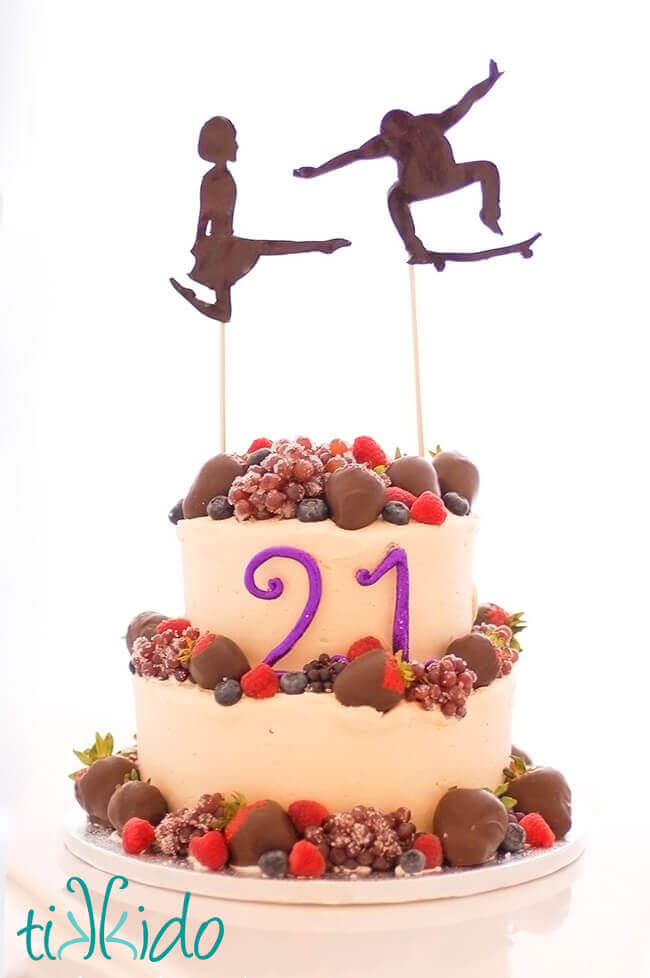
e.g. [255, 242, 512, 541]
[437, 59, 503, 131]
[293, 136, 387, 178]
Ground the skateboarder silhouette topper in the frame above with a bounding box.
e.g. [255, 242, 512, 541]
[293, 60, 539, 271]
[171, 116, 350, 322]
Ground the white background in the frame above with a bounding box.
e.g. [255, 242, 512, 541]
[1, 1, 649, 975]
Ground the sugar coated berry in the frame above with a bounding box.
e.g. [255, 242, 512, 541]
[499, 822, 526, 854]
[214, 678, 243, 706]
[280, 671, 309, 695]
[247, 438, 273, 453]
[241, 663, 279, 699]
[352, 436, 387, 469]
[399, 849, 426, 874]
[413, 833, 443, 869]
[382, 501, 410, 525]
[385, 486, 417, 509]
[519, 812, 555, 848]
[258, 849, 289, 878]
[168, 499, 184, 524]
[207, 495, 234, 520]
[329, 438, 349, 455]
[289, 839, 327, 878]
[189, 830, 229, 870]
[297, 499, 329, 522]
[347, 636, 383, 660]
[443, 492, 470, 516]
[288, 800, 330, 833]
[122, 817, 156, 855]
[411, 492, 447, 526]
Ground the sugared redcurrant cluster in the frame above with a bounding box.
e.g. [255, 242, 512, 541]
[406, 654, 476, 717]
[154, 793, 226, 858]
[473, 623, 519, 676]
[304, 805, 408, 872]
[131, 625, 200, 682]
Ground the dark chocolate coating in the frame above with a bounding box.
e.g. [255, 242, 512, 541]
[432, 452, 480, 505]
[228, 801, 298, 866]
[77, 755, 138, 826]
[325, 466, 385, 530]
[507, 767, 572, 839]
[189, 636, 250, 689]
[433, 787, 507, 867]
[388, 455, 440, 498]
[107, 780, 168, 833]
[183, 454, 245, 519]
[333, 648, 403, 713]
[125, 611, 167, 654]
[446, 633, 500, 688]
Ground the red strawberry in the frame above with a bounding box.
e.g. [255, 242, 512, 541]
[414, 833, 443, 869]
[155, 617, 192, 635]
[385, 486, 417, 509]
[288, 800, 330, 834]
[247, 437, 273, 453]
[411, 492, 447, 526]
[191, 632, 217, 657]
[347, 636, 384, 661]
[122, 817, 155, 855]
[189, 830, 229, 870]
[352, 436, 387, 469]
[334, 648, 404, 712]
[289, 840, 326, 878]
[519, 812, 555, 848]
[241, 663, 279, 699]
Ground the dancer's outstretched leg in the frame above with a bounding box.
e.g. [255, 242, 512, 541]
[387, 183, 429, 263]
[257, 238, 350, 257]
[170, 278, 232, 322]
[460, 160, 502, 234]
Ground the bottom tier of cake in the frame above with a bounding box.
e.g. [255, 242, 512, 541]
[133, 671, 515, 831]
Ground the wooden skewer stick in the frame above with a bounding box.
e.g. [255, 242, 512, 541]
[408, 264, 425, 456]
[219, 321, 227, 453]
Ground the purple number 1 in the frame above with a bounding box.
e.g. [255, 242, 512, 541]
[244, 546, 323, 667]
[356, 547, 410, 660]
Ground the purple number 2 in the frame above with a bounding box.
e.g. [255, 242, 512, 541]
[244, 546, 323, 667]
[356, 547, 410, 660]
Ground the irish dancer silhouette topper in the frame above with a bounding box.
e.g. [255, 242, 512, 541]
[294, 60, 540, 271]
[171, 116, 350, 322]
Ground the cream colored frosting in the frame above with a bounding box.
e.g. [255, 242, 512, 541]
[133, 672, 514, 831]
[177, 515, 479, 670]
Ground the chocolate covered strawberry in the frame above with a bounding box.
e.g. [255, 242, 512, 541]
[333, 648, 405, 713]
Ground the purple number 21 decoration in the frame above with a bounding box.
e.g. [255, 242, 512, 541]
[244, 546, 323, 666]
[356, 547, 410, 660]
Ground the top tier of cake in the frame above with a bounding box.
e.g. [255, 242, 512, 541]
[178, 514, 478, 671]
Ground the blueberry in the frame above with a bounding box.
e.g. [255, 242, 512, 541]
[280, 671, 308, 695]
[499, 821, 526, 854]
[168, 499, 184, 524]
[247, 448, 272, 467]
[207, 495, 234, 520]
[382, 501, 410, 525]
[297, 499, 329, 523]
[443, 492, 470, 516]
[214, 678, 242, 706]
[128, 660, 136, 674]
[258, 849, 288, 878]
[399, 849, 426, 874]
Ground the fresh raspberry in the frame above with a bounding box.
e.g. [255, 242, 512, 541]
[188, 830, 229, 870]
[224, 800, 268, 844]
[247, 438, 273, 453]
[122, 817, 156, 855]
[519, 813, 555, 848]
[347, 636, 384, 661]
[413, 833, 443, 869]
[385, 486, 417, 509]
[352, 436, 387, 469]
[288, 800, 330, 834]
[329, 438, 349, 455]
[191, 632, 217, 657]
[155, 617, 192, 636]
[289, 840, 326, 878]
[411, 492, 447, 526]
[381, 653, 406, 695]
[241, 663, 279, 699]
